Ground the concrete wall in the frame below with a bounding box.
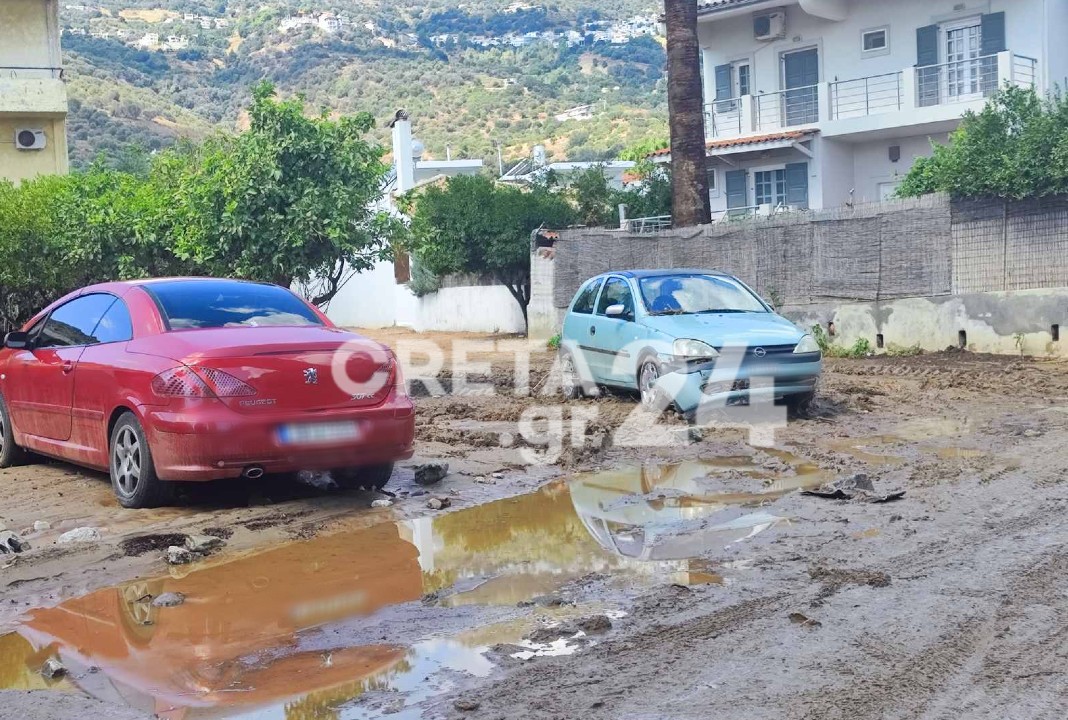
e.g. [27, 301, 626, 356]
[847, 132, 949, 204]
[531, 194, 1068, 357]
[0, 0, 59, 68]
[0, 116, 68, 182]
[324, 261, 526, 334]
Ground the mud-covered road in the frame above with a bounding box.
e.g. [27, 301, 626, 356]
[1, 329, 1066, 720]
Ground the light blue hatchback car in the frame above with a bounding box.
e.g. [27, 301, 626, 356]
[559, 269, 822, 416]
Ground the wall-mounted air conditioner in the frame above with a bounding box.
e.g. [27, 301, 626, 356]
[754, 11, 786, 41]
[14, 129, 47, 151]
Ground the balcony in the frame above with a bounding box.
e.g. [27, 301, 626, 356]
[704, 51, 1038, 142]
[0, 66, 68, 116]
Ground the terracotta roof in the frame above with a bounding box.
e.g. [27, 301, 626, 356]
[646, 129, 817, 158]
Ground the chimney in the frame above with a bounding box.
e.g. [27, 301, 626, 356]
[391, 111, 416, 193]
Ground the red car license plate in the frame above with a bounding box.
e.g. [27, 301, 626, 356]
[277, 421, 361, 446]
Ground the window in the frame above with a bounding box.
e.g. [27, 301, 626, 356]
[862, 28, 888, 54]
[37, 294, 118, 348]
[596, 278, 633, 317]
[735, 62, 751, 97]
[639, 275, 768, 316]
[146, 280, 323, 330]
[944, 20, 983, 99]
[93, 299, 133, 344]
[754, 169, 786, 207]
[571, 279, 602, 315]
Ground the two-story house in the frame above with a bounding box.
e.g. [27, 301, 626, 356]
[674, 0, 1067, 217]
[0, 0, 69, 183]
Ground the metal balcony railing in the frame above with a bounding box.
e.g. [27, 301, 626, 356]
[0, 66, 65, 80]
[831, 72, 903, 120]
[1013, 54, 1038, 89]
[704, 99, 743, 138]
[916, 53, 999, 108]
[755, 84, 819, 132]
[624, 215, 672, 233]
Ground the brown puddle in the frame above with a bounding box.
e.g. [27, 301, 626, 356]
[0, 450, 822, 718]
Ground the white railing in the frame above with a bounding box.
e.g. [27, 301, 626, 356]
[704, 99, 743, 138]
[1013, 54, 1038, 89]
[916, 53, 1000, 108]
[831, 72, 902, 119]
[755, 84, 819, 132]
[624, 215, 672, 233]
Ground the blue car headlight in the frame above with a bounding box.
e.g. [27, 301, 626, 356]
[793, 335, 821, 354]
[673, 338, 720, 360]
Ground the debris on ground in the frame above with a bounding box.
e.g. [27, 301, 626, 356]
[151, 592, 186, 608]
[40, 658, 66, 680]
[788, 612, 822, 628]
[474, 475, 496, 484]
[802, 473, 905, 503]
[32, 520, 51, 532]
[454, 698, 481, 712]
[371, 498, 393, 508]
[426, 496, 452, 511]
[0, 530, 30, 554]
[166, 546, 195, 565]
[184, 534, 223, 554]
[57, 527, 102, 544]
[576, 615, 613, 634]
[414, 462, 450, 486]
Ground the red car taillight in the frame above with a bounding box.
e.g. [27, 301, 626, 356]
[151, 366, 255, 398]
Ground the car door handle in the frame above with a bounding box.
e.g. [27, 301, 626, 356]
[589, 326, 596, 336]
[61, 361, 74, 374]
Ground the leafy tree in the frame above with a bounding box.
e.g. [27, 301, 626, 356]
[166, 82, 402, 304]
[406, 175, 576, 328]
[898, 86, 1068, 199]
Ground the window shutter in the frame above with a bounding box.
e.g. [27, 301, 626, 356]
[725, 170, 747, 209]
[785, 162, 809, 209]
[714, 64, 733, 101]
[915, 25, 938, 67]
[981, 12, 1006, 55]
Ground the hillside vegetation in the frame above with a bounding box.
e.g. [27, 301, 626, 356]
[59, 1, 668, 169]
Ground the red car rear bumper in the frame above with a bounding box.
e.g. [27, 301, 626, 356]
[144, 392, 415, 481]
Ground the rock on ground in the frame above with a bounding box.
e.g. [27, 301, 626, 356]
[184, 534, 223, 553]
[40, 658, 66, 680]
[0, 530, 30, 553]
[57, 527, 102, 544]
[166, 546, 194, 565]
[414, 462, 449, 486]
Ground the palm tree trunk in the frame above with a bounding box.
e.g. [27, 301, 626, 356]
[664, 0, 711, 227]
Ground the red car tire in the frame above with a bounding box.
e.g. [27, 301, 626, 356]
[109, 412, 174, 509]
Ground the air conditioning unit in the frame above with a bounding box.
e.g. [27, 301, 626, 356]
[754, 11, 786, 41]
[14, 129, 46, 151]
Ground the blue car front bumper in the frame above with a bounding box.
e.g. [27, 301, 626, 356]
[657, 352, 822, 414]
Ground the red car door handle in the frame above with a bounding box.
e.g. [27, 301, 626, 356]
[61, 361, 74, 374]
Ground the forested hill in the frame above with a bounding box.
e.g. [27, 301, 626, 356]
[59, 1, 668, 170]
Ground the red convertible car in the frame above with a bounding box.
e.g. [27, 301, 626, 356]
[0, 278, 415, 508]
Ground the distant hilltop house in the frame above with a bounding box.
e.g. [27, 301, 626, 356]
[279, 13, 346, 35]
[657, 0, 1068, 220]
[554, 103, 595, 122]
[0, 0, 70, 183]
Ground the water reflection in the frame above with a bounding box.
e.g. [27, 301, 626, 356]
[1, 451, 819, 718]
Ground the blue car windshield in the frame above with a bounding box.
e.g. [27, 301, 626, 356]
[638, 275, 768, 315]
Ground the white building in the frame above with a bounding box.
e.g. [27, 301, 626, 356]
[499, 145, 637, 190]
[682, 0, 1067, 217]
[321, 117, 524, 333]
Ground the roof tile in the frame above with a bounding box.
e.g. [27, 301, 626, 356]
[647, 129, 818, 158]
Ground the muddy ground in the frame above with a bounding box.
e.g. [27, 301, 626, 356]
[1, 329, 1066, 719]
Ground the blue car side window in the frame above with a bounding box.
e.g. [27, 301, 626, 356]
[572, 279, 602, 315]
[596, 278, 634, 317]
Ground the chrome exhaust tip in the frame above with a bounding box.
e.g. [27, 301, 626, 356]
[243, 466, 265, 479]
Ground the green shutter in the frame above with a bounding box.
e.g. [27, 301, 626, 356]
[785, 162, 809, 209]
[916, 25, 939, 67]
[714, 64, 733, 102]
[981, 12, 1006, 55]
[725, 170, 747, 210]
